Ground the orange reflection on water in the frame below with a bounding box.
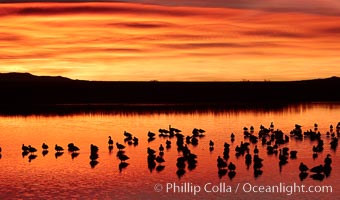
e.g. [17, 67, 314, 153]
[0, 103, 339, 198]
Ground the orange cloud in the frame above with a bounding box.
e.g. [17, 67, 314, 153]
[0, 2, 340, 81]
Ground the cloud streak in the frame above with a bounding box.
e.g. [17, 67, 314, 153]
[2, 0, 340, 16]
[0, 2, 340, 81]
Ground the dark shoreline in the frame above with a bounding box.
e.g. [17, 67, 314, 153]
[1, 73, 340, 115]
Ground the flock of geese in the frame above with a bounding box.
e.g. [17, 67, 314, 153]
[0, 123, 339, 180]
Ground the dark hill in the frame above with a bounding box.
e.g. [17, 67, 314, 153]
[0, 73, 340, 107]
[0, 72, 72, 82]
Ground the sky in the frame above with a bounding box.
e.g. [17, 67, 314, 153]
[0, 0, 340, 81]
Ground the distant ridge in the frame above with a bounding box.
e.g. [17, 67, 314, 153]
[0, 72, 340, 111]
[0, 72, 72, 82]
[0, 72, 339, 83]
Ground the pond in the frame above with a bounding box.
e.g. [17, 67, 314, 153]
[0, 103, 338, 199]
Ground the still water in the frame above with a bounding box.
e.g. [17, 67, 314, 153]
[0, 103, 339, 199]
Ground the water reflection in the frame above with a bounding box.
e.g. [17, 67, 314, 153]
[0, 103, 339, 199]
[42, 150, 49, 157]
[55, 152, 64, 159]
[1, 102, 340, 117]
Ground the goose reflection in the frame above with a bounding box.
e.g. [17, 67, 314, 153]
[156, 165, 165, 172]
[299, 172, 309, 181]
[227, 162, 236, 180]
[28, 154, 37, 162]
[176, 168, 185, 179]
[147, 147, 157, 173]
[119, 162, 129, 172]
[55, 151, 64, 159]
[254, 169, 263, 178]
[118, 153, 129, 163]
[218, 169, 228, 179]
[148, 160, 156, 173]
[166, 140, 171, 149]
[90, 160, 99, 168]
[90, 144, 99, 168]
[108, 146, 113, 154]
[228, 171, 236, 180]
[42, 150, 49, 157]
[148, 137, 156, 143]
[22, 151, 29, 158]
[310, 173, 325, 181]
[71, 152, 79, 160]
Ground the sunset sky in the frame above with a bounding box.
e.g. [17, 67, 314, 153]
[0, 0, 340, 81]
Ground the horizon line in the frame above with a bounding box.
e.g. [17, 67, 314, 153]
[0, 72, 339, 83]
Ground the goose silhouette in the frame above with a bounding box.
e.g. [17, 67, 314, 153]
[159, 144, 164, 152]
[324, 154, 332, 165]
[42, 143, 49, 150]
[147, 147, 156, 155]
[22, 144, 29, 152]
[155, 156, 165, 165]
[148, 131, 156, 138]
[90, 144, 99, 154]
[133, 137, 139, 145]
[166, 140, 171, 148]
[228, 162, 236, 172]
[68, 143, 80, 153]
[217, 156, 227, 169]
[299, 162, 308, 172]
[55, 144, 64, 152]
[90, 153, 99, 161]
[209, 140, 214, 148]
[310, 165, 323, 174]
[116, 142, 125, 151]
[28, 145, 37, 154]
[290, 151, 297, 159]
[253, 145, 259, 155]
[124, 131, 132, 138]
[108, 136, 113, 146]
